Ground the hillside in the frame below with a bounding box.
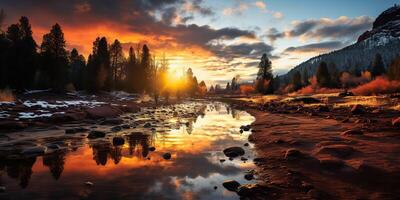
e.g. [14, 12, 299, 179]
[280, 5, 400, 83]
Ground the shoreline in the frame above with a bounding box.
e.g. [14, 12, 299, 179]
[232, 98, 400, 199]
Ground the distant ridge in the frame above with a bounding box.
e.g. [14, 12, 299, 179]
[279, 5, 400, 83]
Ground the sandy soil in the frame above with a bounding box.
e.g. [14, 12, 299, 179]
[234, 98, 400, 199]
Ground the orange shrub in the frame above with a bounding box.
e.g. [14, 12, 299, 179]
[352, 76, 400, 95]
[240, 85, 255, 95]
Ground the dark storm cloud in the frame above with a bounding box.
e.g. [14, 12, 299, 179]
[268, 16, 373, 42]
[284, 41, 345, 53]
[209, 42, 273, 61]
[0, 0, 254, 58]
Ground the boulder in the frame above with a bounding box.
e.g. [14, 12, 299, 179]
[351, 104, 365, 115]
[112, 137, 125, 146]
[244, 173, 254, 180]
[222, 180, 241, 191]
[223, 147, 245, 158]
[85, 105, 122, 119]
[284, 148, 303, 160]
[87, 130, 106, 139]
[237, 184, 264, 197]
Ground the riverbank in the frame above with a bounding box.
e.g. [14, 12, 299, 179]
[230, 94, 400, 199]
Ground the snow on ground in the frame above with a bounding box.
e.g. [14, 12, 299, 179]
[0, 111, 10, 118]
[23, 100, 106, 109]
[18, 111, 66, 119]
[23, 89, 52, 95]
[0, 101, 15, 106]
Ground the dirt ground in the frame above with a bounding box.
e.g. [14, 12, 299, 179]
[241, 101, 400, 199]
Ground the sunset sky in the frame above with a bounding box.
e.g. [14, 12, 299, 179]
[0, 0, 398, 86]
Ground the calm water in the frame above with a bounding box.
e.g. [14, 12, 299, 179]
[0, 102, 256, 200]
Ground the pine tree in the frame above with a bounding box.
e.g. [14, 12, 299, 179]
[371, 53, 386, 78]
[40, 23, 68, 92]
[316, 61, 331, 88]
[126, 46, 138, 92]
[69, 48, 85, 90]
[292, 71, 302, 91]
[388, 56, 400, 80]
[109, 39, 125, 89]
[328, 62, 340, 88]
[255, 53, 273, 94]
[302, 68, 310, 86]
[141, 44, 151, 92]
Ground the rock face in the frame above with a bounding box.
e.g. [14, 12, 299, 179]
[222, 180, 241, 191]
[223, 147, 245, 158]
[85, 105, 122, 119]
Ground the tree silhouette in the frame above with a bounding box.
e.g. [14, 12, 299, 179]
[316, 61, 331, 88]
[371, 53, 386, 78]
[126, 46, 137, 92]
[69, 48, 85, 90]
[110, 39, 125, 89]
[388, 56, 400, 80]
[141, 44, 151, 92]
[40, 23, 68, 92]
[256, 53, 273, 94]
[292, 71, 302, 91]
[302, 68, 310, 86]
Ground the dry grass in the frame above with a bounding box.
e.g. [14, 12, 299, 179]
[0, 89, 15, 102]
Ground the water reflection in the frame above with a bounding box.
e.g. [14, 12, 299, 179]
[0, 102, 255, 200]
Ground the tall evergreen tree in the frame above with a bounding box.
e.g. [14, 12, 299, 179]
[371, 53, 386, 78]
[69, 48, 85, 90]
[316, 61, 331, 88]
[255, 53, 273, 94]
[292, 71, 302, 91]
[328, 62, 340, 87]
[126, 46, 138, 92]
[388, 56, 400, 81]
[141, 44, 151, 92]
[302, 68, 310, 86]
[40, 23, 68, 91]
[109, 39, 125, 89]
[85, 37, 110, 92]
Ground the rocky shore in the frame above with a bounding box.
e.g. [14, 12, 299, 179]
[226, 94, 400, 199]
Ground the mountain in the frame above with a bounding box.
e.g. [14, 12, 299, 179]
[279, 5, 400, 84]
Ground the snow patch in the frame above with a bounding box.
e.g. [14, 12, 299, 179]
[23, 100, 106, 109]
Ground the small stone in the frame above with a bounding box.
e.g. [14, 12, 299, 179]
[351, 104, 365, 115]
[85, 181, 94, 186]
[220, 159, 226, 163]
[240, 157, 248, 161]
[163, 153, 171, 160]
[214, 186, 218, 190]
[87, 130, 106, 139]
[223, 147, 245, 158]
[284, 148, 303, 160]
[240, 125, 251, 131]
[144, 123, 152, 128]
[244, 143, 249, 146]
[149, 147, 156, 151]
[222, 180, 241, 191]
[111, 126, 122, 132]
[112, 137, 125, 146]
[244, 173, 254, 180]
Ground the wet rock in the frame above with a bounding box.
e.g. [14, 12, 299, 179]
[121, 124, 131, 129]
[222, 180, 241, 191]
[240, 125, 251, 131]
[87, 130, 106, 139]
[341, 129, 363, 136]
[317, 145, 355, 158]
[290, 96, 320, 104]
[65, 127, 88, 134]
[237, 184, 264, 197]
[21, 146, 46, 155]
[163, 153, 171, 160]
[284, 148, 304, 160]
[144, 123, 152, 128]
[101, 118, 123, 125]
[248, 134, 255, 142]
[214, 186, 218, 190]
[392, 117, 400, 128]
[149, 147, 156, 151]
[241, 157, 248, 161]
[220, 159, 226, 163]
[86, 105, 122, 119]
[351, 104, 365, 115]
[112, 137, 125, 146]
[244, 173, 254, 180]
[111, 126, 122, 132]
[223, 147, 245, 158]
[244, 143, 249, 146]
